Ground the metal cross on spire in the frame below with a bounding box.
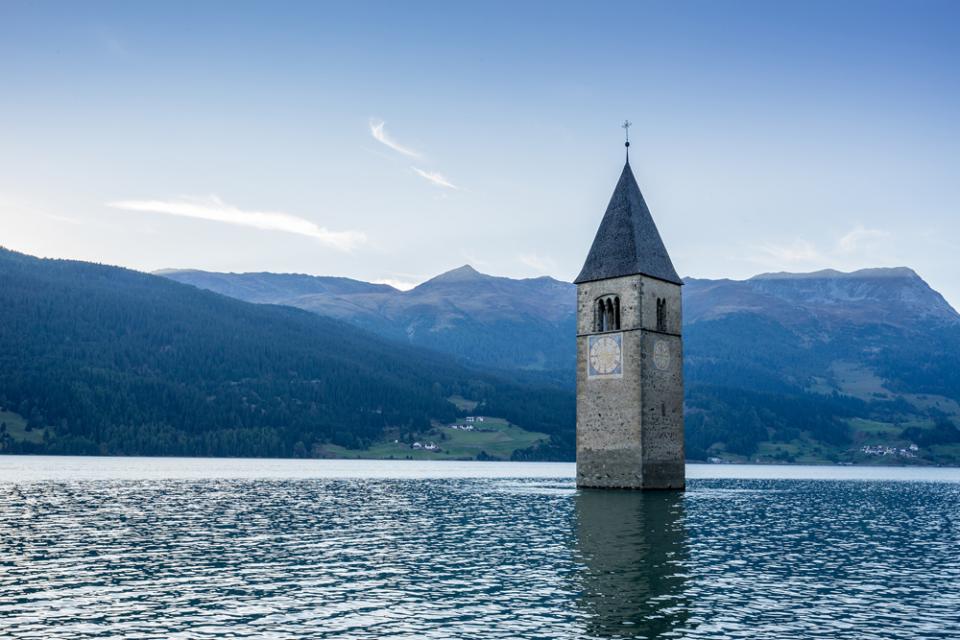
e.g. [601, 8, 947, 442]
[622, 120, 632, 161]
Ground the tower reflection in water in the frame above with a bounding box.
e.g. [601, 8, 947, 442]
[573, 490, 689, 638]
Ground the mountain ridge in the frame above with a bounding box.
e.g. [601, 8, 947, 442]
[749, 266, 923, 281]
[162, 263, 960, 360]
[162, 264, 578, 371]
[6, 249, 953, 464]
[0, 248, 573, 458]
[162, 262, 960, 465]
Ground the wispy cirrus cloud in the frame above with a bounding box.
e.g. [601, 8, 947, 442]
[108, 196, 366, 251]
[44, 213, 85, 225]
[752, 225, 893, 271]
[369, 118, 462, 190]
[519, 252, 557, 274]
[838, 225, 890, 253]
[757, 239, 824, 265]
[411, 167, 459, 190]
[368, 119, 420, 158]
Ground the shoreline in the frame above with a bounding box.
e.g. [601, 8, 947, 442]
[2, 455, 959, 485]
[1, 450, 956, 469]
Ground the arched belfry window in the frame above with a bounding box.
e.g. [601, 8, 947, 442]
[594, 295, 621, 332]
[656, 298, 667, 332]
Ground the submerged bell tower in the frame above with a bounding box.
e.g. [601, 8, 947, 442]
[575, 126, 684, 490]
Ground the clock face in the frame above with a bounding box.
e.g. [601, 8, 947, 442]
[653, 340, 671, 371]
[588, 333, 623, 379]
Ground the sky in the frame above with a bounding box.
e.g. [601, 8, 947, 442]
[1, 1, 958, 305]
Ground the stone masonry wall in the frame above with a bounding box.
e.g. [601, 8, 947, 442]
[576, 274, 684, 490]
[638, 277, 684, 489]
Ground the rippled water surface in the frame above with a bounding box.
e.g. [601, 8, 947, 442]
[2, 458, 959, 639]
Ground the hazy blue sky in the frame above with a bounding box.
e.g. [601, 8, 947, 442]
[2, 1, 958, 304]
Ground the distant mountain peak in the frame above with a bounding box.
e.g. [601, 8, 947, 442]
[751, 267, 919, 281]
[421, 264, 486, 284]
[685, 265, 958, 327]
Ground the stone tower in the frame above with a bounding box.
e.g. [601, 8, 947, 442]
[575, 158, 684, 490]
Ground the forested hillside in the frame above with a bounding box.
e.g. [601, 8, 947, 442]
[165, 264, 960, 465]
[0, 249, 572, 458]
[4, 248, 958, 464]
[682, 270, 960, 463]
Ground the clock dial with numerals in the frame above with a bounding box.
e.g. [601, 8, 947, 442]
[588, 333, 622, 378]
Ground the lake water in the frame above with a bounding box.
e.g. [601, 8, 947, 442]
[2, 457, 959, 639]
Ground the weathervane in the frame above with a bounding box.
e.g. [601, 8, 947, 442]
[622, 119, 632, 160]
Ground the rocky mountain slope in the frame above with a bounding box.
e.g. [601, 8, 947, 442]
[681, 268, 960, 463]
[164, 265, 960, 464]
[163, 264, 960, 384]
[685, 267, 958, 329]
[165, 265, 577, 372]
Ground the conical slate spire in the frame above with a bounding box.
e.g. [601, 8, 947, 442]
[574, 161, 682, 285]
